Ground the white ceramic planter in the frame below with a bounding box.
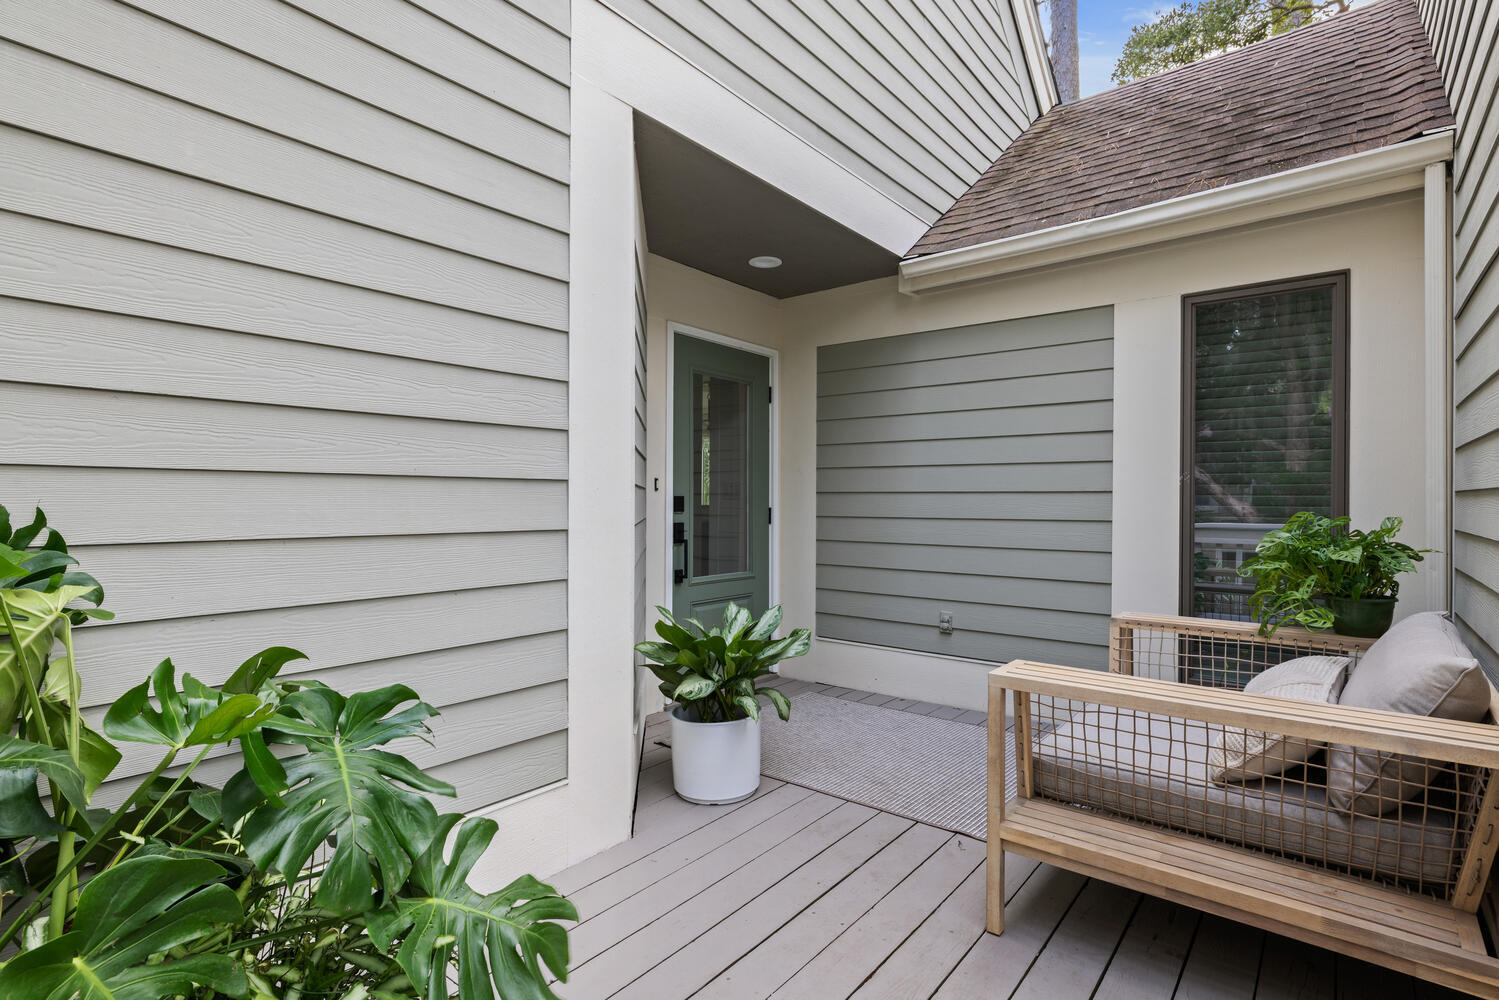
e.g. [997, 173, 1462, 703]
[670, 706, 761, 805]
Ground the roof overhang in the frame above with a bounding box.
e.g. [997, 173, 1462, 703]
[899, 129, 1455, 295]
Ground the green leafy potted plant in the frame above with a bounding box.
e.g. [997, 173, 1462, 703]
[0, 505, 576, 999]
[634, 603, 810, 804]
[1238, 512, 1429, 638]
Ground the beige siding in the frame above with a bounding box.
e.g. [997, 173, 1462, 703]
[0, 0, 570, 806]
[815, 308, 1114, 668]
[1421, 0, 1499, 669]
[600, 0, 1039, 222]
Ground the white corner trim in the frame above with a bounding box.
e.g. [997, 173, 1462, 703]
[1008, 0, 1057, 114]
[899, 130, 1456, 294]
[572, 0, 929, 255]
[1423, 160, 1453, 614]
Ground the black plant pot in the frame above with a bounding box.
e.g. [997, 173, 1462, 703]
[1328, 596, 1397, 638]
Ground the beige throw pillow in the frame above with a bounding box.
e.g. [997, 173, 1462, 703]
[1327, 612, 1488, 815]
[1209, 655, 1350, 783]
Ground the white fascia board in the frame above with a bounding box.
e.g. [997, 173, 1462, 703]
[899, 130, 1456, 294]
[1009, 0, 1057, 115]
[573, 0, 929, 255]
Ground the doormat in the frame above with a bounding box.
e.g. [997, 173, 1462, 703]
[758, 691, 1036, 841]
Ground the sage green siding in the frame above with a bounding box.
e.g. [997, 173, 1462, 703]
[816, 308, 1114, 668]
[601, 0, 1041, 222]
[1420, 1, 1499, 670]
[0, 0, 570, 809]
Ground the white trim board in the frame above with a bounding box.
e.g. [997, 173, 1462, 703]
[900, 131, 1457, 294]
[572, 0, 928, 255]
[1008, 0, 1057, 114]
[664, 321, 781, 616]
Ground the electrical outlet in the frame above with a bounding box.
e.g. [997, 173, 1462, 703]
[938, 610, 953, 635]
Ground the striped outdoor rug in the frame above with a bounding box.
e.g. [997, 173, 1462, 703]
[758, 691, 1025, 841]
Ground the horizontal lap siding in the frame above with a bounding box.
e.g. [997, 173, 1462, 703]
[600, 0, 1038, 222]
[0, 0, 570, 806]
[815, 308, 1114, 669]
[1420, 0, 1499, 672]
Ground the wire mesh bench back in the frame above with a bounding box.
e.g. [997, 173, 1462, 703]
[1009, 615, 1499, 903]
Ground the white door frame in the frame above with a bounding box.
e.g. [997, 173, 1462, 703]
[664, 320, 781, 618]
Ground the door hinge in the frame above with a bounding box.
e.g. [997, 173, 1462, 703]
[768, 507, 774, 524]
[768, 385, 773, 404]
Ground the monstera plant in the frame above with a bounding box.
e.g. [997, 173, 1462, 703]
[0, 506, 576, 999]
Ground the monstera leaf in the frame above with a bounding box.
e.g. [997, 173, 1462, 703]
[103, 659, 273, 751]
[367, 814, 577, 1000]
[0, 855, 247, 999]
[228, 683, 456, 915]
[0, 586, 104, 731]
[0, 735, 87, 837]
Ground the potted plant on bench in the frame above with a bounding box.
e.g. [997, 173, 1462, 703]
[1239, 512, 1429, 638]
[635, 604, 810, 804]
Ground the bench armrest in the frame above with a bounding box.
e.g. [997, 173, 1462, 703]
[992, 659, 1499, 770]
[1108, 613, 1376, 685]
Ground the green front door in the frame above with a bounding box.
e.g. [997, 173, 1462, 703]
[672, 333, 771, 623]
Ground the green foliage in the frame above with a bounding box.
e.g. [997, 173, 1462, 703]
[228, 684, 455, 915]
[1238, 512, 1428, 635]
[0, 856, 248, 999]
[1112, 0, 1347, 84]
[368, 815, 576, 1000]
[635, 603, 810, 723]
[0, 504, 576, 1000]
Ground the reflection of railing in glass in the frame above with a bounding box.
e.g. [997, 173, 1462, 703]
[1191, 521, 1273, 620]
[691, 372, 750, 577]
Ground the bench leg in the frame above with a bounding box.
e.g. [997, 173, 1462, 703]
[986, 837, 1005, 935]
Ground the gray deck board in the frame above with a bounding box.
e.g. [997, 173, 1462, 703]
[767, 833, 984, 999]
[619, 812, 919, 1000]
[569, 791, 847, 966]
[569, 783, 816, 921]
[554, 697, 1448, 999]
[847, 861, 987, 1000]
[1175, 914, 1264, 1000]
[1009, 879, 1140, 1000]
[1093, 895, 1199, 1000]
[566, 801, 877, 997]
[696, 821, 943, 1000]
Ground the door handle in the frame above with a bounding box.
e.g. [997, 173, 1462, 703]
[674, 569, 686, 585]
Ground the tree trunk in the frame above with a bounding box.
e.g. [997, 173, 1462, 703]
[1049, 0, 1079, 103]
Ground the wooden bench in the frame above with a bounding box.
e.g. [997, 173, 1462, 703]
[987, 613, 1499, 998]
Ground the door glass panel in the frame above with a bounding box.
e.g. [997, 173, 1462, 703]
[692, 371, 750, 577]
[1189, 284, 1337, 621]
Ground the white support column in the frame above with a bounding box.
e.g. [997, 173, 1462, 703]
[565, 77, 642, 862]
[1424, 160, 1453, 612]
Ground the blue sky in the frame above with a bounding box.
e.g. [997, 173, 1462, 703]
[1053, 2, 1375, 97]
[1042, 1, 1174, 97]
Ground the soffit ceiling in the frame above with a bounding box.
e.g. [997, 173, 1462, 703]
[634, 114, 900, 299]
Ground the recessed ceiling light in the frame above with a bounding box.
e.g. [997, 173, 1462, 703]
[748, 255, 782, 269]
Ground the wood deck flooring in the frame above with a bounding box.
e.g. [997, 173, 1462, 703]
[548, 683, 1475, 1000]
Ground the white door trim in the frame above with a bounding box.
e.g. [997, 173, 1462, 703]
[665, 320, 781, 618]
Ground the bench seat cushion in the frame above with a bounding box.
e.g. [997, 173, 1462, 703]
[1033, 706, 1459, 888]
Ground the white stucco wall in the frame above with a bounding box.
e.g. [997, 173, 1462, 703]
[775, 192, 1437, 709]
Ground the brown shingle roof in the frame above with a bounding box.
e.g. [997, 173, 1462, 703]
[906, 0, 1453, 259]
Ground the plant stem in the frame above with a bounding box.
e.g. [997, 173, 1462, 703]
[0, 746, 178, 951]
[0, 596, 54, 748]
[108, 743, 213, 868]
[46, 793, 75, 940]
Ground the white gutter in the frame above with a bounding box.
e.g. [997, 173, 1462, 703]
[900, 129, 1455, 295]
[1008, 0, 1058, 115]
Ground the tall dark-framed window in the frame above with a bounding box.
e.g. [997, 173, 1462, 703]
[1181, 272, 1349, 622]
